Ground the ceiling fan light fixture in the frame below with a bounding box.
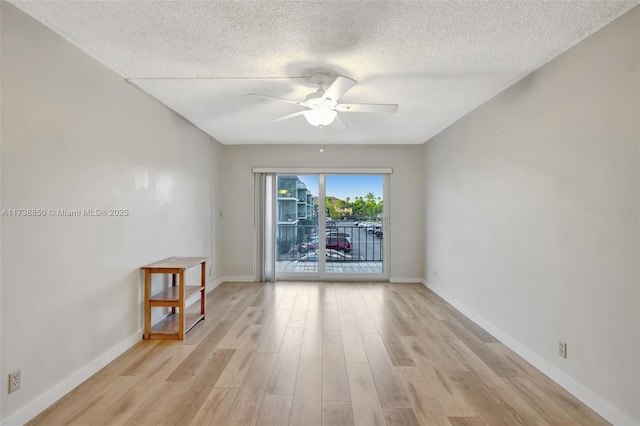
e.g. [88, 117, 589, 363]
[303, 108, 337, 127]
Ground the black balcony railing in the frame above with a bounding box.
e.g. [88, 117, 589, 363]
[276, 223, 383, 263]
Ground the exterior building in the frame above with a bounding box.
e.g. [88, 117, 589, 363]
[277, 176, 316, 239]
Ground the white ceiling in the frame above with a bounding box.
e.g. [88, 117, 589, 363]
[10, 1, 639, 145]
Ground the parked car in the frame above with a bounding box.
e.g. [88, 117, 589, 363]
[367, 224, 382, 233]
[299, 235, 350, 253]
[375, 229, 383, 238]
[298, 236, 319, 253]
[326, 236, 351, 252]
[326, 230, 351, 238]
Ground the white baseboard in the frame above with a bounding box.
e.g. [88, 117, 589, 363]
[422, 279, 638, 426]
[222, 275, 255, 283]
[1, 330, 142, 426]
[206, 276, 225, 294]
[389, 277, 423, 283]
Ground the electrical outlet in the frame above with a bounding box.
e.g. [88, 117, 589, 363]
[208, 266, 213, 276]
[433, 269, 439, 279]
[8, 369, 21, 394]
[558, 341, 567, 359]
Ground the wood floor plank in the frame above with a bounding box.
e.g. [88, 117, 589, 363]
[278, 286, 299, 310]
[372, 316, 417, 367]
[444, 338, 506, 390]
[355, 312, 379, 334]
[190, 387, 238, 426]
[217, 306, 262, 349]
[348, 287, 371, 316]
[359, 286, 387, 316]
[446, 371, 532, 426]
[215, 324, 266, 387]
[337, 287, 355, 314]
[448, 417, 488, 426]
[222, 284, 263, 323]
[256, 394, 293, 426]
[492, 386, 550, 426]
[257, 307, 292, 353]
[442, 319, 522, 378]
[340, 313, 367, 361]
[384, 408, 421, 426]
[290, 357, 323, 426]
[57, 376, 141, 426]
[402, 346, 476, 418]
[322, 330, 351, 402]
[503, 376, 583, 425]
[322, 401, 355, 426]
[401, 335, 467, 372]
[301, 310, 323, 357]
[69, 344, 195, 426]
[346, 361, 387, 426]
[308, 286, 322, 311]
[443, 308, 499, 344]
[323, 304, 342, 331]
[383, 286, 417, 318]
[122, 381, 192, 426]
[361, 333, 411, 409]
[290, 289, 311, 328]
[342, 329, 368, 362]
[153, 348, 236, 425]
[268, 327, 304, 394]
[397, 367, 451, 426]
[222, 352, 278, 426]
[120, 341, 187, 377]
[166, 320, 235, 382]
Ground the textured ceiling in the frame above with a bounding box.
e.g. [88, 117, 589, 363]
[10, 1, 639, 145]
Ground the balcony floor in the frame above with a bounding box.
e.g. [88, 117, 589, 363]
[276, 260, 382, 274]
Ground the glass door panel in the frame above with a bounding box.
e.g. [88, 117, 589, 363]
[275, 175, 319, 276]
[325, 175, 384, 276]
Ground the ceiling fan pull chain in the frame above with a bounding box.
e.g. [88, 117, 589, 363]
[319, 125, 324, 154]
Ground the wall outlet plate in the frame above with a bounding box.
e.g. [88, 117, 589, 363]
[558, 341, 567, 359]
[8, 369, 21, 394]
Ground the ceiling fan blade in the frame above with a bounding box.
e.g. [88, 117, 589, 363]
[331, 115, 347, 130]
[249, 93, 305, 106]
[320, 76, 357, 103]
[335, 103, 399, 113]
[267, 111, 306, 124]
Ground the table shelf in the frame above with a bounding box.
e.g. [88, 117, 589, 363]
[149, 285, 203, 306]
[141, 257, 207, 340]
[149, 312, 205, 340]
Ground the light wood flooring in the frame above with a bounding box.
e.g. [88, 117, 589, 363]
[28, 282, 609, 425]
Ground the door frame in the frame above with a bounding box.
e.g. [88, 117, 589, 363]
[254, 168, 391, 281]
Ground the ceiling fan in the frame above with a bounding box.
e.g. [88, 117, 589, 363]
[250, 74, 399, 129]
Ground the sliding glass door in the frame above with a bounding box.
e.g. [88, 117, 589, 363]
[274, 173, 388, 280]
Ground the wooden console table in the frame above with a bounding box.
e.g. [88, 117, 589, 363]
[141, 257, 207, 340]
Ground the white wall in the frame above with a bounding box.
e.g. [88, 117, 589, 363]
[221, 144, 425, 281]
[0, 4, 221, 424]
[424, 6, 639, 424]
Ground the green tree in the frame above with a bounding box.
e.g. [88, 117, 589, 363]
[353, 198, 366, 217]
